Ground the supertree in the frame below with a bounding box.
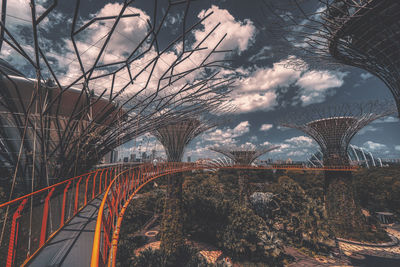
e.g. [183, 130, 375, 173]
[281, 101, 394, 240]
[210, 143, 280, 205]
[262, 0, 400, 116]
[0, 0, 236, 200]
[151, 116, 221, 257]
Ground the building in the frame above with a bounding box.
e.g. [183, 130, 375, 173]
[308, 145, 385, 168]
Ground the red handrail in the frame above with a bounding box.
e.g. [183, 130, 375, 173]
[0, 165, 122, 267]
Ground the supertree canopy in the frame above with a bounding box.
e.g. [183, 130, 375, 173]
[151, 116, 222, 257]
[262, 0, 400, 116]
[210, 144, 280, 165]
[211, 144, 280, 205]
[281, 101, 394, 240]
[0, 0, 235, 198]
[153, 118, 222, 162]
[281, 102, 393, 166]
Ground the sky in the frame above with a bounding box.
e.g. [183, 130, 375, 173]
[1, 0, 399, 162]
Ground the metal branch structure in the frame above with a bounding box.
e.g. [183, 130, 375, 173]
[210, 144, 280, 165]
[151, 116, 220, 257]
[210, 143, 280, 205]
[0, 1, 236, 265]
[262, 0, 400, 116]
[0, 0, 235, 201]
[281, 101, 393, 239]
[153, 118, 219, 162]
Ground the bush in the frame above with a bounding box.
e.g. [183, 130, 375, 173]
[132, 245, 210, 267]
[219, 204, 284, 265]
[250, 176, 334, 253]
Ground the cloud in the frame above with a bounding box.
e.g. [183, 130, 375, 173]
[196, 5, 256, 54]
[277, 125, 290, 131]
[360, 72, 373, 80]
[231, 56, 302, 113]
[231, 56, 347, 113]
[248, 45, 272, 62]
[362, 141, 389, 154]
[250, 136, 258, 142]
[373, 116, 399, 124]
[358, 125, 379, 135]
[285, 136, 315, 147]
[204, 121, 250, 145]
[296, 70, 347, 106]
[266, 135, 317, 160]
[395, 145, 400, 152]
[260, 124, 273, 131]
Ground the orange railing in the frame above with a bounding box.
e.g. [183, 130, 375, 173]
[0, 162, 357, 267]
[90, 162, 358, 267]
[90, 162, 197, 267]
[0, 165, 123, 267]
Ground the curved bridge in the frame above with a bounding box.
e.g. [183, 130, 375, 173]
[0, 162, 357, 267]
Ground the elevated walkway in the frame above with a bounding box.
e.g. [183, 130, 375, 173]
[0, 162, 357, 267]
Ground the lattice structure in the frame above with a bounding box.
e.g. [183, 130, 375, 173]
[210, 144, 280, 165]
[152, 118, 220, 162]
[151, 117, 219, 256]
[263, 0, 400, 115]
[0, 0, 235, 199]
[210, 144, 280, 205]
[281, 102, 393, 166]
[281, 101, 393, 239]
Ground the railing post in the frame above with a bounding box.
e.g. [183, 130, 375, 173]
[61, 181, 72, 227]
[99, 169, 105, 195]
[104, 169, 109, 190]
[85, 173, 91, 206]
[92, 171, 99, 199]
[40, 187, 55, 247]
[6, 199, 27, 267]
[74, 176, 83, 213]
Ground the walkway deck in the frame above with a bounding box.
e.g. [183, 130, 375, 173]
[28, 196, 103, 267]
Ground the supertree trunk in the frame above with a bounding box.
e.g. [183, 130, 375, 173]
[324, 170, 368, 239]
[160, 173, 184, 257]
[238, 170, 249, 206]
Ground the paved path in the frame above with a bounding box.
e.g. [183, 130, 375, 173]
[28, 196, 103, 267]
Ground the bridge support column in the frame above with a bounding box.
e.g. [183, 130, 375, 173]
[160, 173, 184, 259]
[238, 171, 249, 206]
[324, 170, 377, 241]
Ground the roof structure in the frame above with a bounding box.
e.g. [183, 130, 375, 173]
[152, 118, 217, 162]
[281, 102, 393, 166]
[210, 144, 280, 165]
[0, 0, 235, 197]
[263, 0, 400, 116]
[309, 144, 385, 168]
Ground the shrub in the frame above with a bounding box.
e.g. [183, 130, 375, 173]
[219, 204, 284, 264]
[250, 176, 334, 253]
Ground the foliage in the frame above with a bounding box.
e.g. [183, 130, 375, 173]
[117, 188, 165, 266]
[353, 166, 400, 216]
[182, 171, 236, 244]
[250, 176, 334, 253]
[160, 174, 185, 257]
[182, 171, 285, 265]
[219, 204, 284, 264]
[132, 245, 210, 267]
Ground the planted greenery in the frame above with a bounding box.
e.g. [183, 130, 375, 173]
[250, 176, 334, 253]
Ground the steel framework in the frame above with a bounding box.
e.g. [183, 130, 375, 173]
[280, 101, 393, 239]
[153, 118, 220, 162]
[210, 143, 280, 204]
[0, 161, 357, 267]
[281, 102, 392, 166]
[151, 116, 221, 256]
[0, 1, 236, 265]
[0, 0, 235, 200]
[262, 0, 400, 115]
[210, 144, 280, 165]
